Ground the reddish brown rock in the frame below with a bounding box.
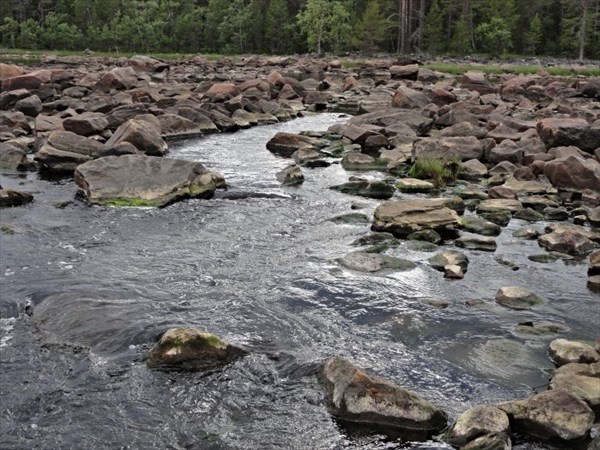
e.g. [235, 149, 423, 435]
[537, 118, 600, 153]
[544, 155, 600, 192]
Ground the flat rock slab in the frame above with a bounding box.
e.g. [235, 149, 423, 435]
[338, 251, 416, 273]
[456, 233, 497, 252]
[372, 198, 461, 237]
[75, 154, 223, 207]
[318, 357, 447, 438]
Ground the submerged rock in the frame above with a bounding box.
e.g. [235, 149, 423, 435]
[318, 357, 447, 438]
[495, 286, 543, 310]
[498, 389, 594, 441]
[447, 405, 510, 447]
[330, 179, 395, 199]
[75, 154, 223, 207]
[146, 327, 246, 371]
[337, 251, 416, 273]
[0, 189, 33, 208]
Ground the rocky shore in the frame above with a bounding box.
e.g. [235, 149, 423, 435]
[1, 53, 599, 448]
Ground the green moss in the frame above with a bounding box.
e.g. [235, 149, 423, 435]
[101, 197, 163, 207]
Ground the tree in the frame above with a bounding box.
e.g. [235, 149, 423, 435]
[475, 17, 512, 56]
[524, 14, 543, 54]
[264, 0, 291, 53]
[18, 18, 41, 49]
[354, 0, 387, 52]
[449, 12, 471, 54]
[423, 0, 445, 54]
[297, 0, 350, 54]
[0, 16, 20, 48]
[41, 12, 83, 49]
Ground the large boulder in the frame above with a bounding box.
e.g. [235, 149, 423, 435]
[0, 143, 31, 170]
[318, 357, 447, 438]
[14, 94, 42, 117]
[146, 327, 246, 371]
[96, 67, 139, 91]
[549, 339, 600, 366]
[35, 131, 107, 173]
[266, 132, 325, 157]
[412, 136, 495, 162]
[495, 286, 543, 310]
[348, 108, 433, 136]
[63, 112, 109, 136]
[75, 154, 223, 207]
[537, 118, 600, 153]
[105, 119, 167, 156]
[372, 199, 461, 237]
[391, 86, 430, 109]
[1, 69, 52, 91]
[550, 368, 600, 409]
[157, 114, 217, 139]
[538, 230, 595, 256]
[497, 389, 594, 441]
[544, 155, 600, 192]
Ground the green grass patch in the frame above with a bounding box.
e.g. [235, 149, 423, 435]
[408, 155, 462, 189]
[424, 62, 600, 77]
[0, 48, 194, 61]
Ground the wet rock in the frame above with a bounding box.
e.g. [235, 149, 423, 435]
[408, 229, 441, 244]
[0, 189, 33, 208]
[351, 232, 399, 247]
[528, 253, 560, 263]
[460, 159, 488, 180]
[477, 199, 522, 215]
[35, 130, 107, 173]
[590, 251, 600, 277]
[341, 152, 387, 171]
[495, 286, 543, 310]
[550, 371, 600, 410]
[589, 276, 600, 291]
[276, 163, 304, 186]
[513, 227, 540, 239]
[331, 179, 395, 200]
[330, 213, 370, 225]
[146, 327, 246, 372]
[0, 143, 31, 170]
[459, 216, 502, 236]
[266, 132, 325, 158]
[498, 389, 594, 441]
[544, 207, 569, 221]
[512, 321, 570, 338]
[514, 207, 545, 222]
[412, 136, 493, 162]
[461, 432, 511, 450]
[407, 240, 438, 252]
[538, 230, 595, 256]
[456, 234, 497, 252]
[337, 251, 416, 273]
[428, 250, 469, 272]
[396, 178, 435, 193]
[63, 112, 109, 137]
[318, 357, 447, 437]
[372, 198, 461, 237]
[444, 265, 464, 279]
[544, 155, 600, 192]
[292, 148, 329, 168]
[75, 154, 222, 207]
[447, 405, 510, 447]
[537, 118, 600, 153]
[105, 119, 167, 156]
[549, 339, 600, 367]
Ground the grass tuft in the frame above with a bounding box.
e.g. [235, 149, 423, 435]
[408, 155, 462, 189]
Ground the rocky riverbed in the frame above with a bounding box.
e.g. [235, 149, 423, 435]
[1, 54, 599, 449]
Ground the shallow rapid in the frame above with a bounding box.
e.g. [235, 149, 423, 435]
[1, 113, 597, 449]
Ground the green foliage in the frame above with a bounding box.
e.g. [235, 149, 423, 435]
[475, 17, 513, 56]
[408, 155, 462, 189]
[524, 14, 543, 55]
[41, 13, 83, 50]
[449, 13, 471, 54]
[423, 0, 445, 54]
[264, 0, 292, 53]
[297, 0, 350, 53]
[354, 0, 387, 52]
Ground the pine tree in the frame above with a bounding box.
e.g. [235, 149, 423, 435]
[524, 14, 543, 54]
[354, 0, 387, 52]
[264, 0, 291, 53]
[423, 0, 445, 54]
[449, 12, 471, 54]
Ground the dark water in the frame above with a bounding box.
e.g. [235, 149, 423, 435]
[0, 113, 598, 449]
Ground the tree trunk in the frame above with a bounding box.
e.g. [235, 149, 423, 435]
[579, 0, 589, 61]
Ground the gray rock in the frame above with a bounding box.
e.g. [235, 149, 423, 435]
[429, 250, 469, 272]
[396, 178, 435, 193]
[538, 231, 595, 256]
[105, 119, 167, 156]
[276, 163, 304, 186]
[549, 339, 600, 367]
[412, 136, 494, 162]
[266, 132, 326, 157]
[0, 143, 31, 170]
[337, 251, 416, 273]
[146, 327, 246, 371]
[456, 234, 497, 252]
[331, 180, 395, 199]
[63, 112, 109, 136]
[459, 216, 502, 236]
[341, 152, 387, 171]
[461, 432, 511, 450]
[318, 357, 447, 437]
[35, 131, 107, 173]
[477, 199, 523, 215]
[14, 94, 42, 117]
[512, 227, 540, 239]
[75, 154, 222, 207]
[550, 372, 600, 409]
[447, 405, 510, 447]
[498, 389, 594, 441]
[495, 286, 543, 310]
[0, 189, 33, 208]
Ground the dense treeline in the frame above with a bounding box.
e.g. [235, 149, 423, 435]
[0, 0, 599, 59]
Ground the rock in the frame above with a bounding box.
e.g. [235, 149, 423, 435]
[35, 115, 64, 133]
[513, 227, 540, 239]
[372, 199, 461, 237]
[461, 432, 511, 450]
[456, 234, 497, 252]
[488, 186, 518, 200]
[549, 339, 600, 366]
[266, 132, 325, 158]
[105, 119, 167, 156]
[396, 178, 435, 193]
[590, 251, 600, 277]
[512, 321, 570, 338]
[528, 253, 560, 263]
[550, 372, 600, 409]
[444, 264, 464, 279]
[390, 64, 419, 80]
[146, 327, 246, 371]
[128, 55, 168, 72]
[495, 286, 543, 310]
[349, 108, 433, 136]
[0, 63, 25, 80]
[318, 357, 447, 437]
[429, 250, 469, 272]
[544, 207, 569, 221]
[35, 131, 107, 173]
[460, 159, 488, 180]
[537, 118, 600, 153]
[351, 232, 399, 247]
[589, 276, 600, 291]
[337, 251, 416, 273]
[498, 389, 594, 441]
[331, 180, 395, 199]
[341, 152, 387, 171]
[75, 154, 222, 207]
[276, 163, 304, 186]
[203, 82, 240, 102]
[514, 207, 545, 222]
[292, 148, 329, 167]
[447, 405, 510, 447]
[158, 114, 218, 138]
[459, 216, 502, 236]
[63, 112, 109, 136]
[0, 143, 31, 170]
[96, 67, 139, 91]
[538, 230, 595, 256]
[412, 136, 493, 162]
[477, 199, 523, 215]
[14, 95, 42, 117]
[391, 86, 430, 109]
[407, 229, 442, 243]
[1, 69, 52, 90]
[0, 189, 33, 208]
[330, 213, 370, 225]
[479, 211, 512, 227]
[544, 155, 600, 192]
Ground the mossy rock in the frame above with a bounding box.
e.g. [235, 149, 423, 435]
[528, 253, 560, 263]
[407, 240, 439, 252]
[147, 327, 247, 372]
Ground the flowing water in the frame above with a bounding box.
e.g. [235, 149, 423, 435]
[0, 113, 598, 449]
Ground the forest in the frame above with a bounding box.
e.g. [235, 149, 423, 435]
[0, 0, 599, 60]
